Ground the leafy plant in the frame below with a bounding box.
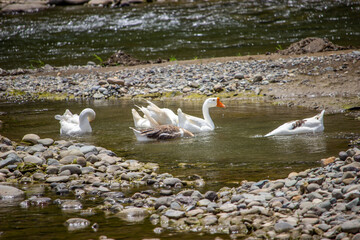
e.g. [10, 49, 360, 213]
[193, 56, 198, 60]
[29, 59, 45, 69]
[169, 56, 177, 62]
[93, 54, 104, 66]
[237, 52, 242, 56]
[276, 44, 283, 51]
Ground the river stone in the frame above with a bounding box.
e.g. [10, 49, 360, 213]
[61, 200, 82, 210]
[341, 162, 360, 172]
[81, 167, 95, 174]
[59, 155, 78, 165]
[46, 176, 70, 183]
[201, 215, 218, 225]
[164, 210, 185, 219]
[0, 153, 22, 168]
[33, 172, 46, 181]
[198, 199, 211, 207]
[163, 178, 181, 186]
[155, 197, 173, 209]
[117, 207, 149, 222]
[23, 155, 44, 165]
[59, 164, 82, 175]
[306, 183, 320, 192]
[274, 222, 294, 233]
[22, 134, 40, 145]
[339, 151, 348, 161]
[74, 157, 86, 167]
[60, 149, 84, 158]
[301, 218, 319, 225]
[0, 185, 24, 199]
[186, 208, 204, 217]
[65, 218, 90, 231]
[220, 203, 237, 212]
[342, 219, 360, 233]
[27, 144, 47, 154]
[205, 191, 218, 201]
[37, 138, 54, 146]
[87, 154, 100, 164]
[107, 78, 125, 86]
[80, 145, 98, 155]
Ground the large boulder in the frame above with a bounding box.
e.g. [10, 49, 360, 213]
[0, 185, 25, 199]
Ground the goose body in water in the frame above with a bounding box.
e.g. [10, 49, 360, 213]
[130, 125, 194, 141]
[55, 108, 96, 136]
[177, 97, 226, 133]
[265, 110, 325, 137]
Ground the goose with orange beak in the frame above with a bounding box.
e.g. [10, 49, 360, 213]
[177, 97, 226, 133]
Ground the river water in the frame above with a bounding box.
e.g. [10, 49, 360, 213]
[1, 0, 360, 69]
[0, 99, 358, 239]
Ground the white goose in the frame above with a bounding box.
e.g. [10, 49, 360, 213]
[55, 108, 96, 136]
[177, 97, 226, 133]
[130, 125, 194, 142]
[138, 100, 178, 126]
[131, 108, 159, 129]
[264, 110, 325, 137]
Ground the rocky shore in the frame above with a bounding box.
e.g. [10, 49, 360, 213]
[1, 131, 360, 239]
[1, 50, 360, 114]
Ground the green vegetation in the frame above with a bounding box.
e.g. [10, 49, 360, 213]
[193, 56, 198, 60]
[276, 44, 283, 51]
[29, 59, 45, 69]
[169, 56, 177, 62]
[93, 54, 104, 66]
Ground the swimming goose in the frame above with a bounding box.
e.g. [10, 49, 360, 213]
[177, 97, 226, 133]
[138, 100, 178, 126]
[264, 110, 325, 137]
[130, 125, 194, 141]
[55, 108, 96, 136]
[131, 108, 159, 129]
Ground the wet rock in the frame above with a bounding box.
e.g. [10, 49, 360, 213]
[61, 200, 82, 210]
[65, 218, 90, 231]
[164, 210, 185, 219]
[22, 134, 40, 145]
[117, 207, 149, 222]
[0, 185, 24, 199]
[46, 176, 70, 183]
[339, 151, 348, 161]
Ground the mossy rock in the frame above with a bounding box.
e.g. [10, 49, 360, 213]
[17, 162, 40, 174]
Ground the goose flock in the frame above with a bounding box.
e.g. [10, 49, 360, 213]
[54, 98, 325, 141]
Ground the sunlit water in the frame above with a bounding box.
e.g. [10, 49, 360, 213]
[0, 99, 359, 239]
[1, 0, 359, 69]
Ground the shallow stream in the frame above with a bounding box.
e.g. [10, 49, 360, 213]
[0, 99, 359, 239]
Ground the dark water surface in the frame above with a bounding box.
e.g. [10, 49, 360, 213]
[0, 99, 359, 239]
[1, 0, 359, 69]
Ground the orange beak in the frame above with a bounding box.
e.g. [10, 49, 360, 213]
[216, 97, 226, 108]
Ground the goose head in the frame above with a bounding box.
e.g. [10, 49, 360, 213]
[204, 97, 226, 108]
[80, 108, 96, 123]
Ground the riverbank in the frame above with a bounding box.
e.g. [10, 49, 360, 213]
[1, 130, 360, 239]
[1, 50, 360, 116]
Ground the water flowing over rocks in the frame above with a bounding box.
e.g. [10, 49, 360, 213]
[1, 132, 360, 239]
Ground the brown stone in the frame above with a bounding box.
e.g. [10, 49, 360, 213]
[321, 156, 336, 167]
